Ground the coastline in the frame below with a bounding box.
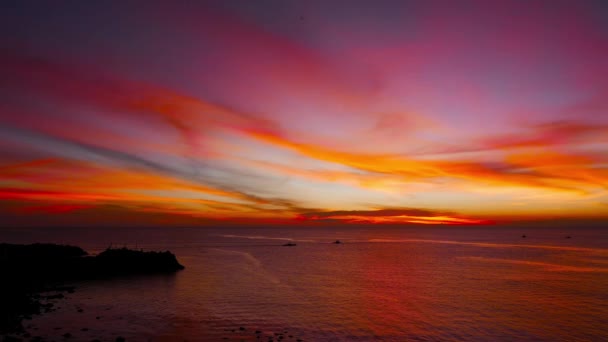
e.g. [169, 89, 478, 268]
[0, 243, 184, 341]
[2, 227, 606, 341]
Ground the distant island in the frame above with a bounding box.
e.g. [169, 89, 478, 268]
[0, 243, 184, 335]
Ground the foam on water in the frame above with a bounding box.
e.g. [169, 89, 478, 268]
[368, 238, 608, 254]
[458, 256, 608, 273]
[219, 234, 318, 243]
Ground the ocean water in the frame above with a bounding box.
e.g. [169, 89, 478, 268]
[1, 226, 607, 341]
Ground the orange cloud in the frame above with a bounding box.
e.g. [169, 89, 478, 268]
[19, 204, 94, 214]
[0, 158, 234, 197]
[249, 131, 608, 195]
[0, 157, 312, 222]
[240, 159, 401, 192]
[298, 208, 491, 225]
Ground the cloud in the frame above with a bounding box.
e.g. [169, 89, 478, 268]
[0, 124, 293, 205]
[481, 121, 608, 151]
[1, 1, 607, 225]
[300, 208, 450, 218]
[298, 208, 490, 225]
[406, 120, 608, 157]
[0, 51, 279, 142]
[249, 130, 608, 195]
[0, 134, 313, 221]
[19, 204, 94, 214]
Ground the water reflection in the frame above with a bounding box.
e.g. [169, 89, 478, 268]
[6, 226, 608, 341]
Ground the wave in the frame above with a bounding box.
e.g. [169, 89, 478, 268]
[209, 248, 263, 268]
[218, 234, 316, 243]
[459, 256, 608, 273]
[367, 239, 608, 255]
[209, 248, 285, 285]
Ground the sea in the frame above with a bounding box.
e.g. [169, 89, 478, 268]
[1, 225, 607, 341]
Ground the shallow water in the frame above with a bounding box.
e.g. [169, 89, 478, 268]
[2, 226, 608, 341]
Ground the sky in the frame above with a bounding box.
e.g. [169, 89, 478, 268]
[0, 0, 607, 227]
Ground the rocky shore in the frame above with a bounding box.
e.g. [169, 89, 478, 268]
[0, 243, 184, 337]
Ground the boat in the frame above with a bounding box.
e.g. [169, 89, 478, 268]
[282, 242, 297, 247]
[333, 240, 342, 244]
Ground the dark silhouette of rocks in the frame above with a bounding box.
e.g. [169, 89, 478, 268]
[0, 243, 184, 335]
[88, 247, 185, 275]
[1, 243, 86, 259]
[0, 244, 83, 334]
[44, 294, 64, 300]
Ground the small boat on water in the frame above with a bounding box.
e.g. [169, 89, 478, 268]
[333, 240, 342, 244]
[521, 234, 527, 238]
[282, 242, 297, 247]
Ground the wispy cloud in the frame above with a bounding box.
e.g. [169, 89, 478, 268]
[298, 208, 490, 225]
[1, 1, 607, 225]
[249, 131, 608, 195]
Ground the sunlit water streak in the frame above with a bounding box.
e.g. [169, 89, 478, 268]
[1, 226, 607, 341]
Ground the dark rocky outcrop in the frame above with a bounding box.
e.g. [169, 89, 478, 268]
[0, 244, 85, 334]
[69, 247, 185, 278]
[0, 244, 184, 334]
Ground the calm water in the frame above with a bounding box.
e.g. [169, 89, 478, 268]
[1, 226, 608, 341]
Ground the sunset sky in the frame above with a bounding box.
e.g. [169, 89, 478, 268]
[1, 1, 607, 226]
